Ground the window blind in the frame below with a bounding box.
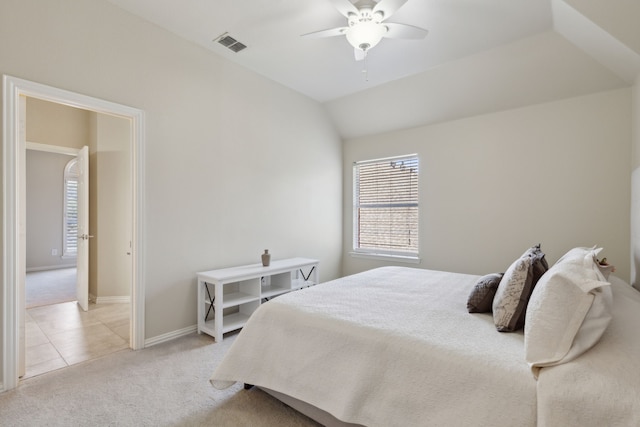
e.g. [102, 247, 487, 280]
[353, 155, 419, 256]
[63, 159, 79, 257]
[64, 178, 78, 255]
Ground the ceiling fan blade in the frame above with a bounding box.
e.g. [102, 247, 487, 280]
[354, 48, 366, 61]
[302, 27, 348, 39]
[373, 0, 409, 20]
[329, 0, 359, 17]
[384, 22, 428, 40]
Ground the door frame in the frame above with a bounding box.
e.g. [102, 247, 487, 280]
[2, 75, 146, 391]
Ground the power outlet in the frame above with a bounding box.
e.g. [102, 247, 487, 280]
[51, 249, 58, 256]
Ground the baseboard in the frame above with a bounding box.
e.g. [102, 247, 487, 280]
[0, 382, 4, 393]
[94, 295, 131, 304]
[26, 265, 76, 272]
[145, 324, 197, 348]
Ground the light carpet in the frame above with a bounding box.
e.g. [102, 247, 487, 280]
[0, 332, 320, 426]
[26, 268, 77, 308]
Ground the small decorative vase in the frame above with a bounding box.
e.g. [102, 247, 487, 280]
[261, 249, 271, 267]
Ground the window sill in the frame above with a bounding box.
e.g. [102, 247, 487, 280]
[349, 251, 420, 264]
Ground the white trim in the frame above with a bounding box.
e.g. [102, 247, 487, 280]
[144, 325, 198, 348]
[95, 296, 131, 304]
[26, 141, 79, 156]
[352, 153, 419, 167]
[2, 75, 146, 391]
[3, 75, 20, 391]
[349, 251, 421, 264]
[352, 154, 420, 257]
[25, 265, 76, 273]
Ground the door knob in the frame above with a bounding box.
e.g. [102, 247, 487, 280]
[79, 234, 94, 240]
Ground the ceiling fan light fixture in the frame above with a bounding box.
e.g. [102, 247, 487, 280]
[346, 22, 387, 51]
[302, 0, 428, 62]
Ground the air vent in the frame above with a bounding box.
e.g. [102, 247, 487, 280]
[216, 33, 247, 53]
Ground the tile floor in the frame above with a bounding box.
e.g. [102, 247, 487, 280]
[24, 301, 130, 379]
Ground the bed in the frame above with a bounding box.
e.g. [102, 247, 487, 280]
[210, 248, 640, 427]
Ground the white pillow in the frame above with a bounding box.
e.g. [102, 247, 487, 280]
[524, 247, 613, 379]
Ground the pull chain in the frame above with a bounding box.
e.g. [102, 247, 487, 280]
[362, 50, 369, 82]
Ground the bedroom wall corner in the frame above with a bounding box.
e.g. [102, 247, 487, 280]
[630, 73, 640, 290]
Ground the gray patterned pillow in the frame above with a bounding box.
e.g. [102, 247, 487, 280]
[493, 254, 533, 331]
[525, 244, 549, 285]
[492, 244, 549, 332]
[492, 245, 549, 332]
[467, 273, 504, 313]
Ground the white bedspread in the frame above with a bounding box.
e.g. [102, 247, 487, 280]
[211, 267, 536, 426]
[536, 276, 640, 427]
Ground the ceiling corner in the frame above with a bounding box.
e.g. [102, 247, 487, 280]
[552, 0, 640, 84]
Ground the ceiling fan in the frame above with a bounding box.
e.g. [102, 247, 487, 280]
[303, 0, 428, 61]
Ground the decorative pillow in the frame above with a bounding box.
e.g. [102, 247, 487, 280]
[524, 247, 613, 379]
[597, 263, 615, 280]
[493, 254, 533, 331]
[492, 244, 548, 332]
[525, 244, 549, 285]
[596, 257, 615, 280]
[467, 273, 504, 313]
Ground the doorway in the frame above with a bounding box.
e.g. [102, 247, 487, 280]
[2, 75, 146, 391]
[25, 143, 80, 311]
[24, 134, 130, 378]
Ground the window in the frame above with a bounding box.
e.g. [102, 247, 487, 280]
[353, 154, 419, 259]
[63, 158, 79, 258]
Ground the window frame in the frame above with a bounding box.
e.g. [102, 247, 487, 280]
[351, 154, 420, 263]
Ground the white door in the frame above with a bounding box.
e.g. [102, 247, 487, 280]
[76, 146, 90, 311]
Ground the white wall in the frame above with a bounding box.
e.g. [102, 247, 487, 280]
[343, 89, 632, 281]
[0, 0, 343, 373]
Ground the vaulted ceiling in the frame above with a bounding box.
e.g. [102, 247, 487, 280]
[105, 0, 640, 138]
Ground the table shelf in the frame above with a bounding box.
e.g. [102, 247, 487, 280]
[222, 291, 260, 308]
[197, 258, 319, 341]
[221, 312, 253, 333]
[261, 285, 291, 300]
